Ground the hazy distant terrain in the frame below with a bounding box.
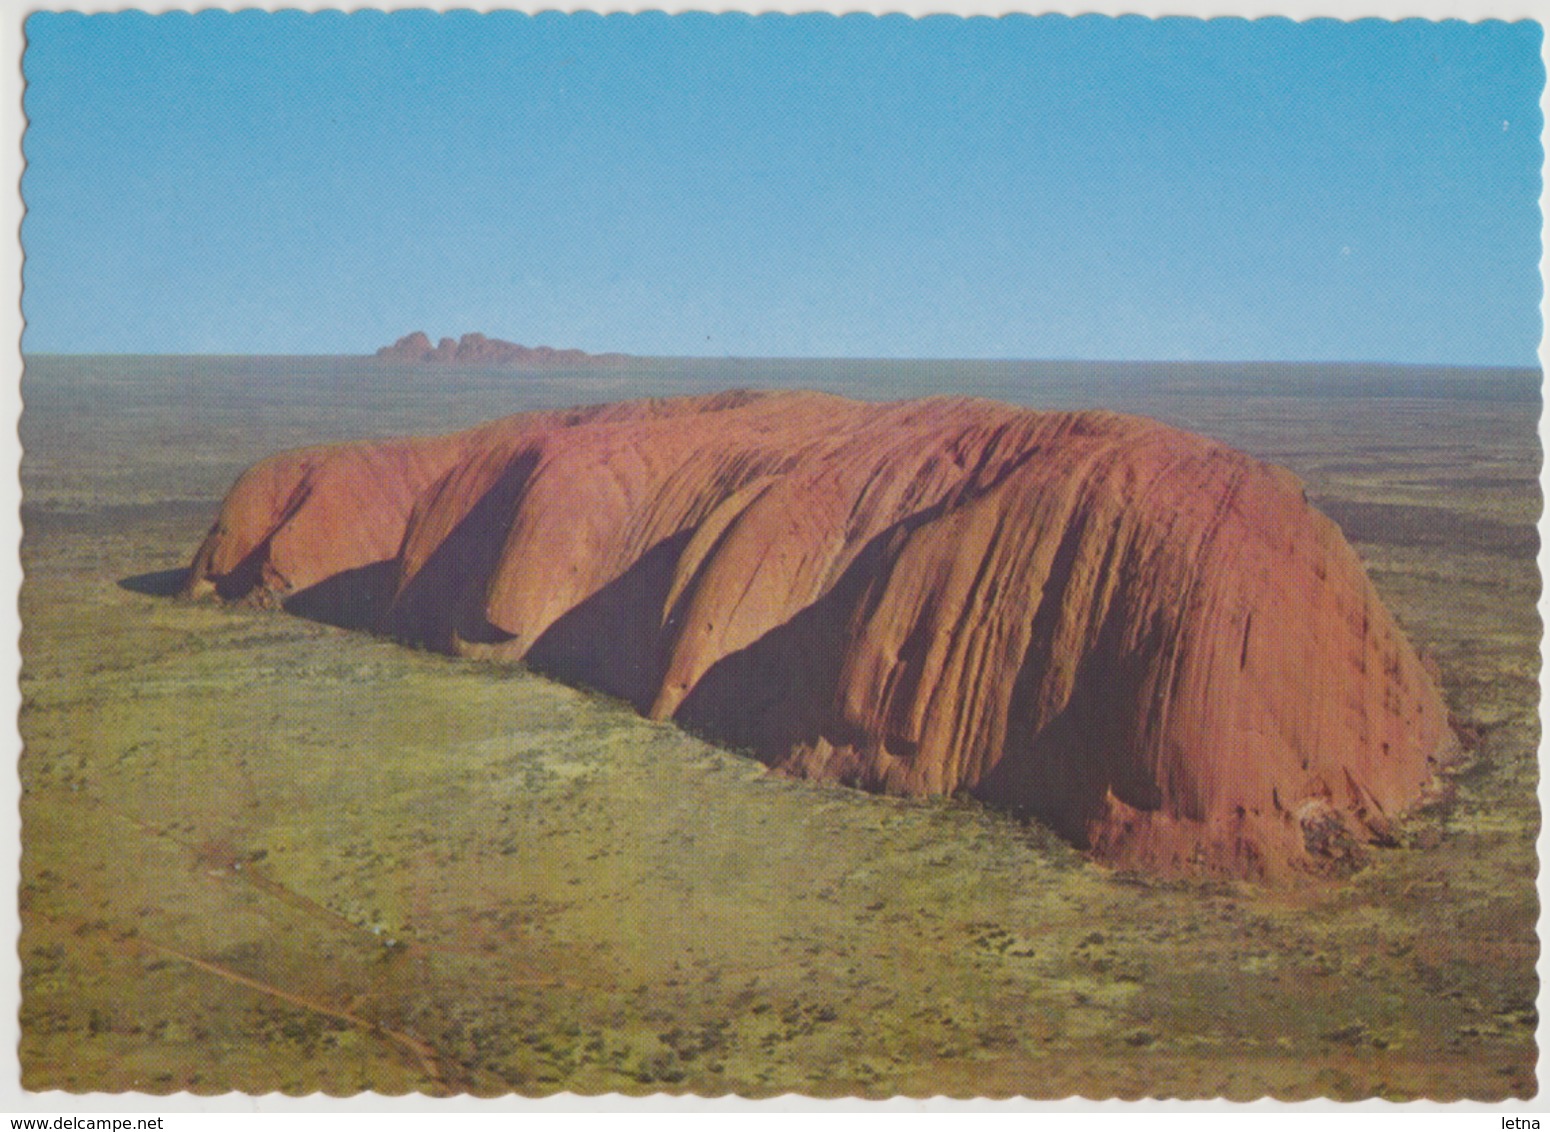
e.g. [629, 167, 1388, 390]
[18, 356, 1540, 1098]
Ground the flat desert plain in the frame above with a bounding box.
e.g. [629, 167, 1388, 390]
[17, 356, 1540, 1098]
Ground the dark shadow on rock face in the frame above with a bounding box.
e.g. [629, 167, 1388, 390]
[211, 534, 276, 602]
[117, 568, 191, 597]
[973, 505, 1171, 846]
[671, 585, 853, 768]
[385, 450, 540, 649]
[526, 529, 696, 714]
[283, 560, 400, 632]
[671, 503, 950, 772]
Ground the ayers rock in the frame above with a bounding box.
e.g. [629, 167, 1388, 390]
[182, 390, 1454, 879]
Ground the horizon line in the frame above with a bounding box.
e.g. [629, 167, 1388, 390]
[17, 350, 1544, 372]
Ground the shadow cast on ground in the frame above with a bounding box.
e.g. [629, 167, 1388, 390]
[117, 568, 190, 597]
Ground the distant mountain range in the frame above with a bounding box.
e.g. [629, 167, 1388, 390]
[375, 331, 630, 366]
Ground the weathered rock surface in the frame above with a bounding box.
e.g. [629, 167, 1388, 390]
[183, 391, 1454, 879]
[375, 331, 628, 366]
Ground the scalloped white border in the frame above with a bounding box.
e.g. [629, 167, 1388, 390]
[0, 0, 1542, 1118]
[4, 2, 1547, 19]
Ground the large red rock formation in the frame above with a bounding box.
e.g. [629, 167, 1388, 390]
[183, 391, 1455, 879]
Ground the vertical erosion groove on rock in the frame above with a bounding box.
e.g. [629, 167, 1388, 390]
[181, 390, 1455, 880]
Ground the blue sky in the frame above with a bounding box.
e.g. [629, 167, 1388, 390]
[20, 11, 1545, 364]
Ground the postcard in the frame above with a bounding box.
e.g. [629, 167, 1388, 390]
[9, 3, 1543, 1108]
